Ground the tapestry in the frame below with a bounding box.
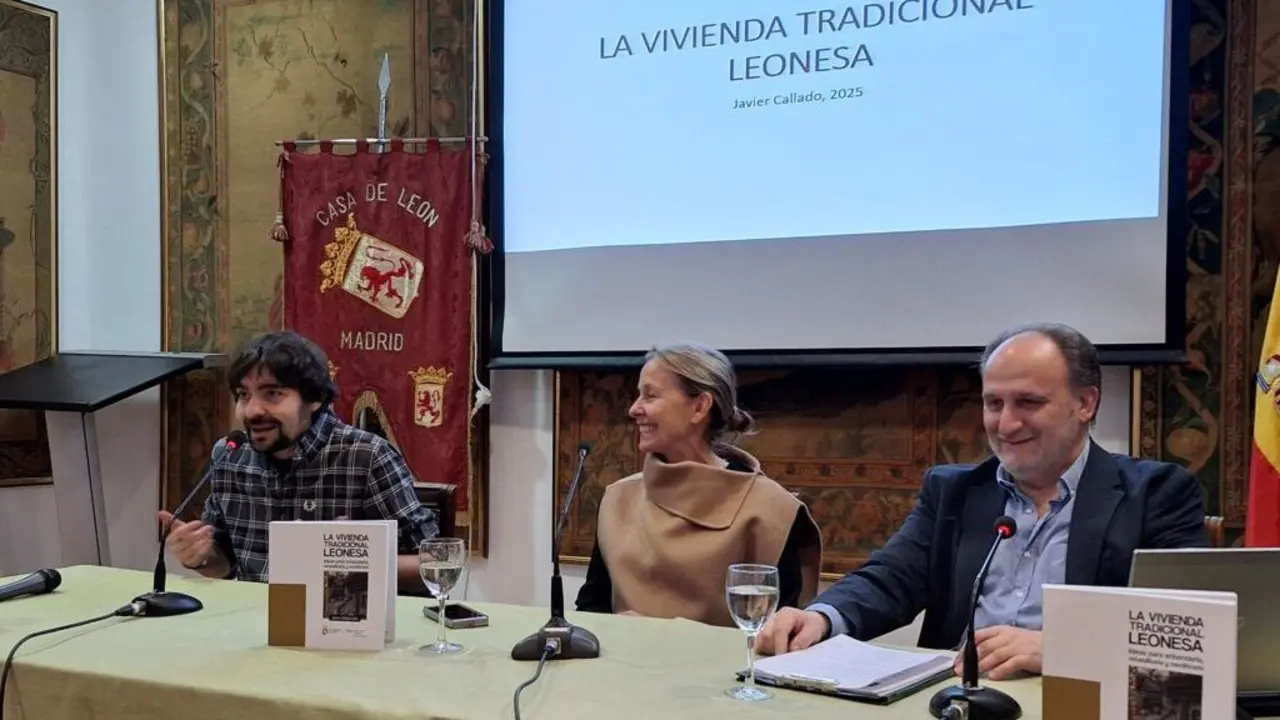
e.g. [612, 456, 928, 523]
[556, 368, 988, 577]
[281, 141, 475, 501]
[158, 0, 489, 548]
[1136, 0, 1258, 543]
[0, 0, 55, 486]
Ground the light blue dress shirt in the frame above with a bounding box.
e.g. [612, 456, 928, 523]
[971, 442, 1088, 632]
[810, 443, 1090, 639]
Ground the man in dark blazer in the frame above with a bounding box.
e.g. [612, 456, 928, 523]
[755, 322, 1208, 680]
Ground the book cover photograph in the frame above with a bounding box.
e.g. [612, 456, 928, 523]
[1127, 666, 1201, 720]
[267, 520, 397, 651]
[1041, 585, 1236, 720]
[322, 571, 369, 623]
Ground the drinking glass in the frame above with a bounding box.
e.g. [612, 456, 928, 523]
[724, 563, 779, 701]
[418, 537, 467, 655]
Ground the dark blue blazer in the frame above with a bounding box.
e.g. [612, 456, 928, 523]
[813, 441, 1209, 650]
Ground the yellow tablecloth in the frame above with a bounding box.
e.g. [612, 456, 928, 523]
[0, 566, 1045, 719]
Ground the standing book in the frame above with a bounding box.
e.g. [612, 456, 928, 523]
[267, 519, 398, 651]
[1041, 583, 1237, 720]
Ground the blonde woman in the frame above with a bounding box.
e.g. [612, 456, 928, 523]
[575, 342, 823, 627]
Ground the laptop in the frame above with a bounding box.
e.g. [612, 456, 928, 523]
[1129, 547, 1280, 695]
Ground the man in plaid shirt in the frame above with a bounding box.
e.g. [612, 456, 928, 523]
[159, 330, 439, 587]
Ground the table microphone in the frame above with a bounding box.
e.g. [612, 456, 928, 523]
[512, 442, 600, 662]
[0, 569, 61, 603]
[929, 515, 1023, 720]
[130, 430, 247, 617]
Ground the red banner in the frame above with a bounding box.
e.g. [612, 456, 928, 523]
[280, 140, 475, 512]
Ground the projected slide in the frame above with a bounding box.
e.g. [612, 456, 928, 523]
[501, 0, 1167, 253]
[495, 0, 1176, 356]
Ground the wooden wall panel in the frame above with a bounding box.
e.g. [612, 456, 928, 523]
[555, 368, 990, 578]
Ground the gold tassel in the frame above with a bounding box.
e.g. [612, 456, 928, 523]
[464, 220, 492, 253]
[269, 211, 289, 242]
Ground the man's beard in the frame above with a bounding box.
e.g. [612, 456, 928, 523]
[246, 418, 296, 454]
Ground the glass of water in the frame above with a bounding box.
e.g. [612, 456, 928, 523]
[724, 563, 779, 702]
[419, 537, 467, 655]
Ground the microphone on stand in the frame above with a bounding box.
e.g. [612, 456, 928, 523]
[130, 430, 247, 618]
[0, 569, 61, 603]
[512, 442, 600, 661]
[929, 515, 1023, 720]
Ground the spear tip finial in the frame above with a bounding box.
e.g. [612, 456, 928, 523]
[378, 52, 391, 93]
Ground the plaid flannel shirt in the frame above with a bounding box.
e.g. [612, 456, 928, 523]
[200, 409, 439, 582]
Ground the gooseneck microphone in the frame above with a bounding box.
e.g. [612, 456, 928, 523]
[0, 569, 61, 604]
[929, 515, 1023, 720]
[512, 442, 600, 662]
[130, 430, 247, 618]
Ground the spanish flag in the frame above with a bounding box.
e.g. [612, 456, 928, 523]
[1246, 273, 1280, 547]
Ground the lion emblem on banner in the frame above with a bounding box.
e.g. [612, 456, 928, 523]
[1258, 352, 1280, 414]
[319, 214, 425, 319]
[409, 366, 451, 428]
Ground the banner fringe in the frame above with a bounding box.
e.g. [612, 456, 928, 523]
[464, 220, 492, 254]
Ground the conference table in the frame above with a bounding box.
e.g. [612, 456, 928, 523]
[0, 566, 1044, 719]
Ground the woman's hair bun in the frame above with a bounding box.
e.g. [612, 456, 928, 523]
[727, 406, 758, 436]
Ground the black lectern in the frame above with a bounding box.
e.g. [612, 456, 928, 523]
[0, 351, 226, 566]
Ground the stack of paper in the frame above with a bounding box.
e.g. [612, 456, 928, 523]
[746, 635, 955, 704]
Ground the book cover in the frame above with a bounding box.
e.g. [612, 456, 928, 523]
[1041, 584, 1237, 720]
[267, 519, 397, 651]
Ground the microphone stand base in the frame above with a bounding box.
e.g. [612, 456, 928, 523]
[511, 617, 600, 661]
[132, 591, 203, 617]
[929, 684, 1022, 720]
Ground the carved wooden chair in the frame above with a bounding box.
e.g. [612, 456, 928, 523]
[1204, 515, 1226, 548]
[400, 483, 457, 598]
[416, 482, 457, 540]
[347, 406, 462, 596]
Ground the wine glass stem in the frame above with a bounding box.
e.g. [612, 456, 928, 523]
[744, 633, 757, 689]
[437, 592, 448, 645]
